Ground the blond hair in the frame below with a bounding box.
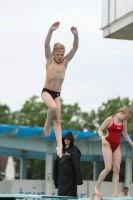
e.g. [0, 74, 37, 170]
[117, 107, 132, 115]
[53, 42, 65, 51]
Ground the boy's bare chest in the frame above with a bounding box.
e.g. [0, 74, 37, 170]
[47, 63, 66, 75]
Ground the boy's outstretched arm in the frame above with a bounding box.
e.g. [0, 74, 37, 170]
[44, 22, 60, 59]
[66, 27, 79, 64]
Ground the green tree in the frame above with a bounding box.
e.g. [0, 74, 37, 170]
[27, 159, 45, 179]
[1, 96, 133, 181]
[80, 161, 93, 180]
[96, 97, 133, 133]
[61, 101, 83, 130]
[9, 96, 97, 131]
[0, 104, 11, 124]
[9, 96, 47, 127]
[81, 110, 97, 131]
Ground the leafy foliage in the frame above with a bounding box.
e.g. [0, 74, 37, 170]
[97, 97, 133, 133]
[9, 96, 47, 127]
[0, 96, 133, 180]
[0, 104, 11, 124]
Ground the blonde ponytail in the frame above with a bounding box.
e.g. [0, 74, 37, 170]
[115, 107, 132, 116]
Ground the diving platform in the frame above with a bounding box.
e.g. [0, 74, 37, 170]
[0, 194, 133, 200]
[91, 198, 133, 200]
[0, 195, 77, 200]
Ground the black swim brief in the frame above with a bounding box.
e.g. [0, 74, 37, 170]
[41, 88, 60, 99]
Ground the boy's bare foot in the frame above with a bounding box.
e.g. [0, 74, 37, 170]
[94, 186, 102, 197]
[44, 119, 51, 136]
[56, 146, 62, 158]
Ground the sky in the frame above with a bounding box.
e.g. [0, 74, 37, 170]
[0, 0, 133, 113]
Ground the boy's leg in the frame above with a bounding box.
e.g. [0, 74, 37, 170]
[52, 97, 62, 158]
[41, 92, 58, 135]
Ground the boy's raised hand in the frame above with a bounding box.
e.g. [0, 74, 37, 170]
[50, 22, 60, 31]
[71, 27, 78, 35]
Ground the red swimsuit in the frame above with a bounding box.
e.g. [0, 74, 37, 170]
[106, 117, 124, 152]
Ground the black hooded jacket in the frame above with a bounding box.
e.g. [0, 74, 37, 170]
[53, 132, 83, 197]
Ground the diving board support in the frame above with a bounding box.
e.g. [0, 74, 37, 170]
[20, 150, 27, 179]
[45, 143, 53, 195]
[125, 146, 132, 193]
[93, 156, 100, 181]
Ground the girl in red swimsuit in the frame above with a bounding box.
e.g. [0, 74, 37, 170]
[94, 107, 132, 197]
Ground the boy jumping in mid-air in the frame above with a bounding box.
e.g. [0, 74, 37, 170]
[41, 22, 78, 158]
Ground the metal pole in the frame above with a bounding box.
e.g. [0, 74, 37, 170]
[20, 151, 27, 180]
[125, 146, 132, 194]
[45, 142, 53, 195]
[45, 152, 53, 194]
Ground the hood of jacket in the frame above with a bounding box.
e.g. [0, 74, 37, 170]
[62, 132, 74, 147]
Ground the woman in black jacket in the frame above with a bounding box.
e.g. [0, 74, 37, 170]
[54, 132, 83, 197]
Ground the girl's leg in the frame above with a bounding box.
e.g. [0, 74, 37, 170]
[41, 92, 57, 135]
[52, 97, 62, 158]
[94, 142, 112, 197]
[112, 146, 121, 196]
